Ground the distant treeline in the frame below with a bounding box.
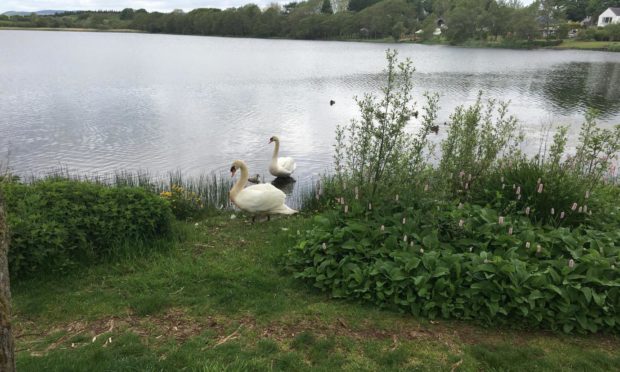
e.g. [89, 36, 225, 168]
[1, 0, 618, 43]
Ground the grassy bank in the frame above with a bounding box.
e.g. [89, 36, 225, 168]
[553, 40, 620, 52]
[3, 26, 619, 53]
[12, 214, 620, 371]
[0, 27, 144, 33]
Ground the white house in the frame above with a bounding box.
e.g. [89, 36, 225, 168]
[597, 7, 620, 27]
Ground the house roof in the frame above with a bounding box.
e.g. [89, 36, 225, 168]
[609, 7, 620, 16]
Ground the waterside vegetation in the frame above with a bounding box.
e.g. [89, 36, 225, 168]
[1, 49, 619, 369]
[2, 0, 620, 50]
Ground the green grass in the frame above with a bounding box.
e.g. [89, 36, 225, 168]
[554, 40, 620, 51]
[12, 214, 620, 371]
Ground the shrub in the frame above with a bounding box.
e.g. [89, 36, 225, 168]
[1, 179, 172, 278]
[159, 184, 203, 220]
[287, 200, 620, 333]
[606, 24, 620, 41]
[291, 50, 620, 334]
[333, 49, 439, 200]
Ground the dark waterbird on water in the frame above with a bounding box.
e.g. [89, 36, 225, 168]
[430, 125, 439, 134]
[330, 100, 335, 106]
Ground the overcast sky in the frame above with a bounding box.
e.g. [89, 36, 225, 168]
[1, 0, 535, 14]
[0, 0, 278, 13]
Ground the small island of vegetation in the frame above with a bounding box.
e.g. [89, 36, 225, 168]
[1, 0, 620, 51]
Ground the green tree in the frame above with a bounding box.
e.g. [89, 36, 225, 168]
[538, 0, 565, 39]
[391, 20, 406, 40]
[348, 0, 382, 12]
[321, 0, 334, 13]
[120, 8, 135, 20]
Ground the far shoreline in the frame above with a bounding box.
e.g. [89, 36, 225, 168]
[2, 27, 619, 52]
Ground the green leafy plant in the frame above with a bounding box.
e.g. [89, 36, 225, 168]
[159, 184, 203, 220]
[287, 199, 620, 333]
[1, 179, 172, 278]
[290, 50, 620, 334]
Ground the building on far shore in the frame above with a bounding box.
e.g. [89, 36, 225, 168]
[597, 7, 620, 27]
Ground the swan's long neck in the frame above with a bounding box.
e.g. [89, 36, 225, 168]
[271, 140, 280, 160]
[230, 164, 249, 200]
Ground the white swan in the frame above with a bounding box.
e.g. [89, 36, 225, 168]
[229, 160, 297, 219]
[269, 136, 296, 178]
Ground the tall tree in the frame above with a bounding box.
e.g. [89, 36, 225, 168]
[322, 0, 334, 13]
[0, 190, 15, 372]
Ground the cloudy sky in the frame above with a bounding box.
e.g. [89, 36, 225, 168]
[0, 0, 277, 13]
[1, 0, 535, 13]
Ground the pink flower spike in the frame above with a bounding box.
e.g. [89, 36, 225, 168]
[536, 245, 542, 254]
[583, 205, 587, 213]
[395, 194, 399, 202]
[551, 208, 555, 215]
[585, 191, 590, 199]
[465, 182, 469, 190]
[402, 217, 406, 225]
[526, 241, 531, 248]
[368, 203, 372, 211]
[502, 183, 506, 189]
[571, 202, 578, 211]
[516, 186, 521, 195]
[459, 171, 465, 178]
[569, 259, 575, 268]
[419, 248, 424, 253]
[322, 243, 327, 250]
[498, 216, 504, 225]
[537, 183, 544, 193]
[381, 225, 385, 232]
[403, 235, 408, 242]
[508, 227, 513, 235]
[578, 206, 583, 213]
[560, 211, 565, 219]
[459, 219, 464, 227]
[525, 207, 531, 215]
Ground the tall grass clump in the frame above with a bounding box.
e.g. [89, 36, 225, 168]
[29, 167, 234, 219]
[287, 49, 620, 334]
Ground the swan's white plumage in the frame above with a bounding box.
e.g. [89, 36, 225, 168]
[229, 160, 297, 216]
[269, 136, 296, 178]
[234, 183, 295, 214]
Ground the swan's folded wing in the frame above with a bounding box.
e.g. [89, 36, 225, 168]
[278, 157, 296, 173]
[235, 184, 286, 213]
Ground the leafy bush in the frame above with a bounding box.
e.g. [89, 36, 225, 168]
[1, 179, 172, 278]
[159, 184, 203, 220]
[290, 50, 620, 334]
[287, 200, 620, 333]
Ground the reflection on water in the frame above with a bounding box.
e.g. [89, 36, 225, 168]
[539, 63, 620, 118]
[271, 177, 297, 195]
[1, 30, 620, 204]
